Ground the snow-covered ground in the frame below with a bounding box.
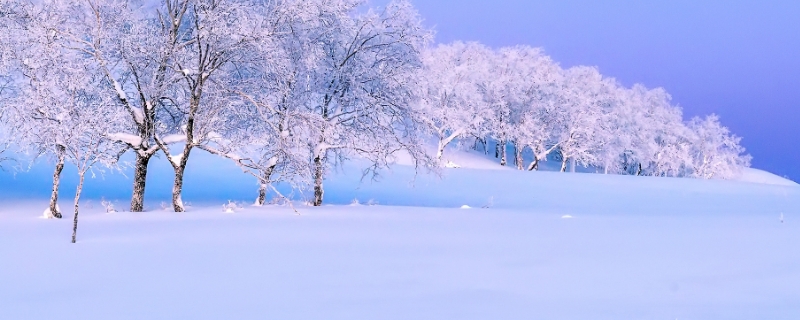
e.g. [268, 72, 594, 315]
[1, 150, 800, 319]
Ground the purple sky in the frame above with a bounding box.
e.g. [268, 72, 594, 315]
[393, 0, 800, 180]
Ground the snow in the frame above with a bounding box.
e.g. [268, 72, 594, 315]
[1, 151, 800, 319]
[161, 134, 187, 144]
[113, 81, 127, 102]
[445, 160, 461, 168]
[169, 153, 184, 166]
[733, 167, 798, 186]
[107, 132, 142, 146]
[131, 106, 145, 125]
[40, 204, 60, 219]
[314, 142, 331, 158]
[226, 153, 243, 161]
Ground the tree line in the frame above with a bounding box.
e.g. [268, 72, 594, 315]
[0, 0, 750, 224]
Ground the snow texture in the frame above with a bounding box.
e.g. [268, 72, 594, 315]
[1, 150, 800, 319]
[161, 134, 187, 145]
[107, 133, 142, 147]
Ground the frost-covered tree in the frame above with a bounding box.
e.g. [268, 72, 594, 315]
[297, 0, 432, 206]
[419, 41, 493, 162]
[550, 66, 611, 172]
[53, 0, 184, 212]
[494, 46, 561, 170]
[687, 114, 750, 179]
[2, 1, 79, 218]
[613, 85, 687, 177]
[150, 0, 282, 212]
[61, 93, 123, 243]
[197, 0, 318, 206]
[0, 0, 22, 171]
[1, 0, 124, 228]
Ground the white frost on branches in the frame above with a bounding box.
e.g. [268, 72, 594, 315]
[0, 0, 753, 213]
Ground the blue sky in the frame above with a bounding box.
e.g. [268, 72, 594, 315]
[397, 0, 800, 179]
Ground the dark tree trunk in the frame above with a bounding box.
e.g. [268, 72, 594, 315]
[255, 165, 275, 206]
[561, 157, 568, 172]
[527, 156, 539, 171]
[500, 140, 507, 166]
[71, 171, 86, 244]
[130, 153, 152, 212]
[313, 155, 324, 206]
[49, 145, 65, 219]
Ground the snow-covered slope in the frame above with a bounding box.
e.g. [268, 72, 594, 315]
[1, 151, 800, 319]
[734, 167, 798, 186]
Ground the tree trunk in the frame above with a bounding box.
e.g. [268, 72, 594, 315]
[436, 139, 446, 161]
[172, 164, 186, 212]
[130, 153, 152, 212]
[49, 145, 65, 219]
[514, 142, 523, 170]
[313, 155, 324, 206]
[527, 156, 539, 171]
[500, 140, 507, 166]
[571, 158, 576, 173]
[495, 141, 500, 158]
[636, 163, 643, 176]
[561, 157, 568, 172]
[71, 171, 86, 244]
[255, 165, 275, 206]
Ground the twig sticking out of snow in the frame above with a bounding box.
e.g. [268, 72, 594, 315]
[481, 196, 494, 208]
[101, 198, 116, 213]
[445, 161, 461, 168]
[222, 200, 243, 213]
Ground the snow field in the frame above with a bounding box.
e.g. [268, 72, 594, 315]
[1, 202, 799, 320]
[3, 148, 800, 319]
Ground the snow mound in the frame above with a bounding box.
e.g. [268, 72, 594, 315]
[444, 161, 461, 168]
[733, 168, 798, 186]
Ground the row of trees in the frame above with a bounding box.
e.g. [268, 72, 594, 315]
[420, 42, 750, 177]
[0, 0, 750, 224]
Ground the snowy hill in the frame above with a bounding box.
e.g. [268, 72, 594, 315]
[1, 151, 800, 319]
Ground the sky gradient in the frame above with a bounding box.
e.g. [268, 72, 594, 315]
[394, 0, 800, 180]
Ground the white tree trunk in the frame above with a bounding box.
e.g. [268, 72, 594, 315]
[71, 171, 86, 244]
[171, 164, 186, 212]
[255, 165, 275, 206]
[49, 145, 65, 219]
